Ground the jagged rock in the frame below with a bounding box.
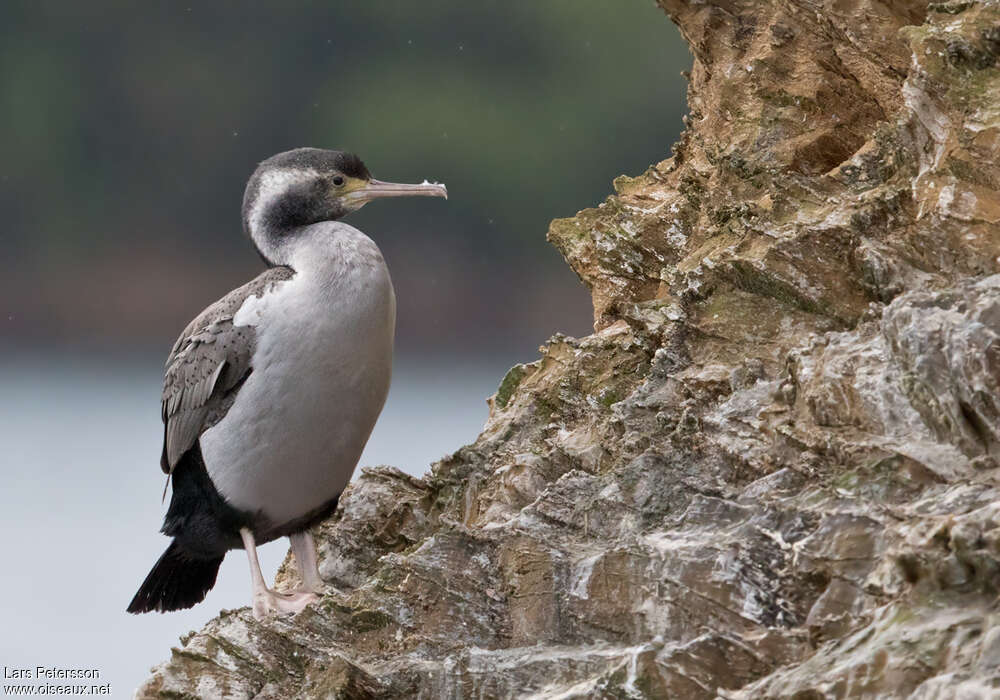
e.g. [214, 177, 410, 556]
[139, 1, 1000, 698]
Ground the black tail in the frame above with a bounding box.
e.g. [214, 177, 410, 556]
[127, 540, 223, 614]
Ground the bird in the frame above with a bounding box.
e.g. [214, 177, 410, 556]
[127, 147, 446, 618]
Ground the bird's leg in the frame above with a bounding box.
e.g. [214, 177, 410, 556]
[289, 531, 325, 594]
[240, 528, 316, 619]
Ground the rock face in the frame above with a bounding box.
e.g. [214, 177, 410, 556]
[139, 1, 1000, 698]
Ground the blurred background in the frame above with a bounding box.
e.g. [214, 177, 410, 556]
[0, 1, 688, 696]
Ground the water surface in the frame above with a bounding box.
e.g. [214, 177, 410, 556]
[0, 356, 500, 697]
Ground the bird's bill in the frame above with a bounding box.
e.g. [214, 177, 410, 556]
[344, 179, 448, 206]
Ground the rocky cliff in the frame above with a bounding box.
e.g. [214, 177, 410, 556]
[139, 1, 1000, 697]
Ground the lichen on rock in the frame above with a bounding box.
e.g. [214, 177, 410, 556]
[140, 1, 1000, 698]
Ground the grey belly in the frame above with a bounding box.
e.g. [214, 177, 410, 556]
[199, 310, 393, 527]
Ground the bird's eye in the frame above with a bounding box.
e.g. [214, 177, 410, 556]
[332, 176, 345, 187]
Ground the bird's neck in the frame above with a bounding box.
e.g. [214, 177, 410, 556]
[250, 222, 334, 270]
[260, 222, 381, 284]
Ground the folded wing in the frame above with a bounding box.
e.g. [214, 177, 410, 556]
[160, 266, 295, 473]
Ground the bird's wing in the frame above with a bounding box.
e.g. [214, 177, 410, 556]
[160, 265, 295, 473]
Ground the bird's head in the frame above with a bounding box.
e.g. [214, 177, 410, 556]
[242, 147, 447, 265]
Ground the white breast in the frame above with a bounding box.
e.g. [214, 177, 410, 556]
[200, 223, 395, 526]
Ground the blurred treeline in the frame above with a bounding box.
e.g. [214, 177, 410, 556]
[0, 1, 688, 358]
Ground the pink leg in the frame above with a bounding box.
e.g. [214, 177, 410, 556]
[240, 528, 317, 619]
[290, 531, 325, 594]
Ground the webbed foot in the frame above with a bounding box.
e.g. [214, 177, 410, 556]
[251, 588, 318, 619]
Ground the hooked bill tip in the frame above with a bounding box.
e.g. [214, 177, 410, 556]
[420, 179, 448, 199]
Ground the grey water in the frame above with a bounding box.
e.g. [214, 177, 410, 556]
[0, 355, 502, 697]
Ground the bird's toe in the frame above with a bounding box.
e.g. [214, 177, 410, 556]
[251, 589, 318, 619]
[297, 581, 328, 596]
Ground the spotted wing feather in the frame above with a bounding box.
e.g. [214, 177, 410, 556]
[160, 266, 294, 473]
